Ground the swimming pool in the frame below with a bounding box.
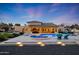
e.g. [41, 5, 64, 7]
[30, 34, 57, 38]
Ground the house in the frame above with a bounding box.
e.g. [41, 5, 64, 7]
[13, 26, 24, 32]
[23, 21, 59, 34]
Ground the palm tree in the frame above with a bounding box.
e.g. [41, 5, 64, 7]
[8, 23, 14, 32]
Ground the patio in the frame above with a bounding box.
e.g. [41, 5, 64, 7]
[0, 34, 79, 45]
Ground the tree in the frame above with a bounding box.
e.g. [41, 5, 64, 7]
[74, 24, 79, 29]
[70, 24, 79, 30]
[70, 25, 74, 29]
[15, 23, 21, 26]
[8, 23, 14, 32]
[8, 23, 13, 26]
[0, 23, 9, 32]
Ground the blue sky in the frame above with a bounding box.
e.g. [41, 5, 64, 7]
[0, 3, 79, 25]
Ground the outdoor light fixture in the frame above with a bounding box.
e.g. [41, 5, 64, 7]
[37, 42, 45, 46]
[19, 44, 23, 47]
[61, 43, 66, 46]
[40, 43, 45, 47]
[37, 42, 43, 44]
[16, 42, 22, 45]
[56, 41, 63, 45]
[16, 42, 23, 47]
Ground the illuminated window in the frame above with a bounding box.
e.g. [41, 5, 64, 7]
[48, 29, 49, 31]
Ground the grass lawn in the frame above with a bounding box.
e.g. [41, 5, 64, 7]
[0, 32, 21, 42]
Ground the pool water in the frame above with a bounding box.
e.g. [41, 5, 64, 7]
[31, 34, 57, 38]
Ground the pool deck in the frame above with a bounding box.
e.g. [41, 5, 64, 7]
[0, 35, 79, 45]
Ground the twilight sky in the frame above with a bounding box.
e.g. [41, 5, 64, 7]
[0, 3, 79, 25]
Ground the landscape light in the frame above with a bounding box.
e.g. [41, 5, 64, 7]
[16, 42, 23, 47]
[61, 43, 66, 46]
[19, 44, 23, 47]
[37, 42, 43, 44]
[37, 42, 45, 46]
[16, 42, 22, 45]
[40, 43, 45, 47]
[56, 41, 62, 45]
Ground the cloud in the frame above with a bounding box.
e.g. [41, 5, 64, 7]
[48, 5, 79, 25]
[12, 3, 27, 14]
[69, 6, 79, 16]
[48, 3, 61, 13]
[20, 15, 43, 22]
[0, 14, 13, 23]
[48, 8, 58, 13]
[50, 14, 79, 25]
[1, 3, 79, 25]
[20, 5, 79, 25]
[51, 3, 60, 7]
[20, 5, 47, 21]
[25, 6, 46, 18]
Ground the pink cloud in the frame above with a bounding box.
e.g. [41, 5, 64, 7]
[50, 14, 79, 25]
[49, 6, 79, 25]
[25, 6, 45, 18]
[26, 8, 35, 17]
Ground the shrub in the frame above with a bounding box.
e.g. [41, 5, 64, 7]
[20, 32, 24, 35]
[0, 32, 21, 42]
[12, 33, 20, 37]
[0, 33, 14, 42]
[0, 34, 7, 42]
[2, 33, 14, 38]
